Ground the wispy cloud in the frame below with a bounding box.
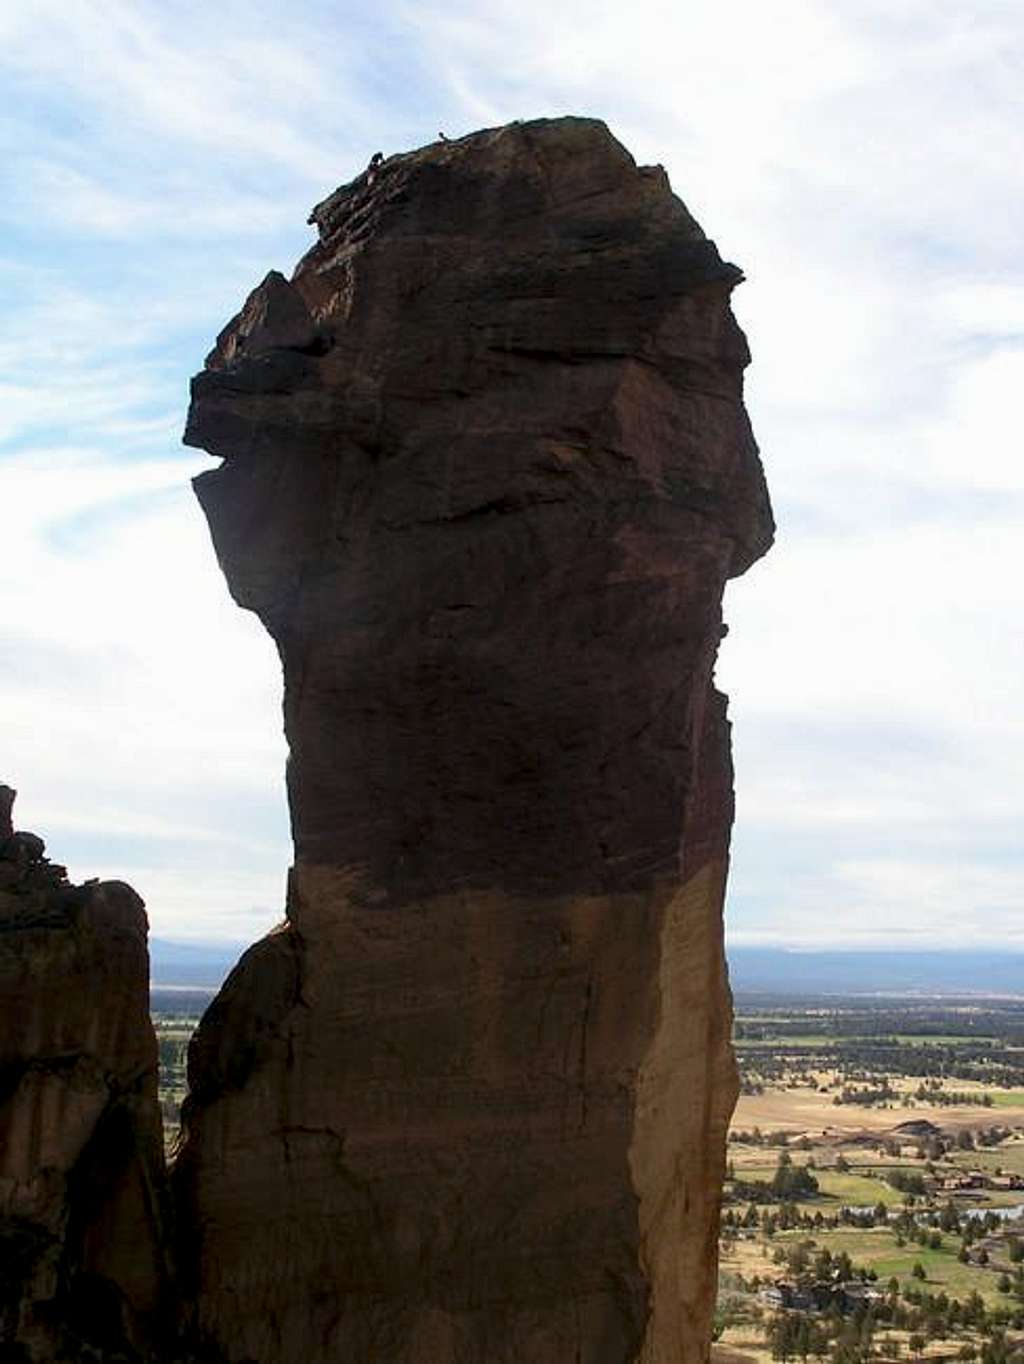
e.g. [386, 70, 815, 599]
[11, 161, 299, 241]
[0, 1, 368, 177]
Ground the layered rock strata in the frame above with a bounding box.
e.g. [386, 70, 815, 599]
[0, 786, 169, 1361]
[179, 116, 773, 1363]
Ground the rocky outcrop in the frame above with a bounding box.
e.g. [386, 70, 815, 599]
[179, 116, 773, 1363]
[0, 787, 170, 1361]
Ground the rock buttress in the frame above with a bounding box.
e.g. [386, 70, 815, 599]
[0, 786, 171, 1361]
[177, 117, 773, 1363]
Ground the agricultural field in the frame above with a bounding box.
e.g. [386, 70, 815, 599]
[716, 994, 1024, 1364]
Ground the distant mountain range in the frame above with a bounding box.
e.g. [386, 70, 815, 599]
[151, 938, 1024, 998]
[150, 938, 246, 988]
[727, 947, 1024, 997]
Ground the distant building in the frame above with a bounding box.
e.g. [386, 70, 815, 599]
[989, 1174, 1024, 1190]
[940, 1172, 988, 1191]
[838, 1282, 884, 1310]
[759, 1282, 813, 1311]
[759, 1280, 882, 1315]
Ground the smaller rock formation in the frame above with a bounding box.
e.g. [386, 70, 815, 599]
[0, 786, 170, 1361]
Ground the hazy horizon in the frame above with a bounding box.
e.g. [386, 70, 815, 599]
[148, 938, 1024, 998]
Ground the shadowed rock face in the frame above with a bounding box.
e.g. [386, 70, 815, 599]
[179, 116, 773, 1363]
[0, 787, 169, 1361]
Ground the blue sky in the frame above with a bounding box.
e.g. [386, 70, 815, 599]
[1, 0, 1021, 947]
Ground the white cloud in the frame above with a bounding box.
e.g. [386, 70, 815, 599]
[0, 448, 290, 940]
[103, 866, 288, 943]
[728, 856, 1024, 951]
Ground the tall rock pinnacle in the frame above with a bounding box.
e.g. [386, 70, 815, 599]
[179, 116, 773, 1363]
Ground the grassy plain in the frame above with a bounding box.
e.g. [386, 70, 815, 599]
[734, 1090, 1024, 1135]
[776, 1228, 1008, 1308]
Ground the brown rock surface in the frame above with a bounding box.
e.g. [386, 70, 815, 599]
[0, 787, 170, 1360]
[179, 116, 773, 1363]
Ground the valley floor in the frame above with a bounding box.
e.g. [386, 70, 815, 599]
[716, 993, 1024, 1364]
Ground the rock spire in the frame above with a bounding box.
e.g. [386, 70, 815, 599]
[180, 116, 773, 1363]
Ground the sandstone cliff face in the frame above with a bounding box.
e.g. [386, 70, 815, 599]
[180, 117, 773, 1363]
[0, 787, 169, 1360]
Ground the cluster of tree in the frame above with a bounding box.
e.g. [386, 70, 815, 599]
[733, 1003, 1024, 1093]
[730, 1127, 797, 1147]
[157, 1034, 189, 1089]
[915, 1080, 994, 1108]
[955, 1210, 1006, 1248]
[761, 1277, 1024, 1363]
[995, 1266, 1024, 1297]
[765, 1309, 833, 1361]
[896, 1284, 1024, 1337]
[886, 1169, 929, 1196]
[830, 1049, 1024, 1088]
[775, 1243, 863, 1284]
[737, 1001, 1024, 1042]
[726, 1159, 1024, 1261]
[729, 1152, 821, 1206]
[159, 1094, 182, 1122]
[762, 1293, 884, 1364]
[725, 1205, 815, 1235]
[724, 1202, 898, 1238]
[977, 1125, 1018, 1147]
[774, 1153, 821, 1198]
[833, 1081, 898, 1107]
